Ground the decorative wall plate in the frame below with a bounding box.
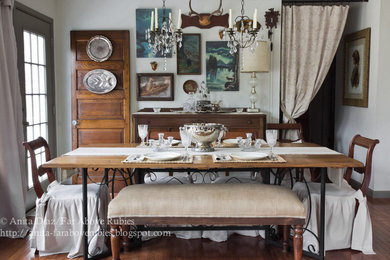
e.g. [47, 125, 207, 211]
[86, 35, 113, 62]
[83, 69, 117, 94]
[183, 80, 198, 94]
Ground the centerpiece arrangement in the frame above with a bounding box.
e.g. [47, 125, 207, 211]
[183, 123, 227, 152]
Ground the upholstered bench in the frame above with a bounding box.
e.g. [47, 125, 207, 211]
[108, 183, 306, 260]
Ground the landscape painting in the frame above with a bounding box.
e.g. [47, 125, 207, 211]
[136, 8, 172, 58]
[137, 73, 174, 101]
[206, 41, 239, 91]
[177, 34, 201, 75]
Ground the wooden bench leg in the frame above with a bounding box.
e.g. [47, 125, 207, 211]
[293, 225, 303, 260]
[283, 225, 289, 253]
[110, 225, 121, 260]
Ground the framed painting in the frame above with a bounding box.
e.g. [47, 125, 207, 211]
[177, 34, 201, 75]
[136, 8, 172, 58]
[206, 41, 239, 91]
[343, 28, 371, 107]
[137, 73, 174, 101]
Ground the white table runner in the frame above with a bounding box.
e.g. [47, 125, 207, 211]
[64, 146, 340, 156]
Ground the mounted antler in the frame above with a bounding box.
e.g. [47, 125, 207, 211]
[188, 0, 223, 26]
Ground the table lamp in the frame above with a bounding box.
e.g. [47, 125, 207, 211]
[241, 41, 270, 112]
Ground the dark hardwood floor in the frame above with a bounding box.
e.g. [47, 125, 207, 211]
[1, 198, 389, 260]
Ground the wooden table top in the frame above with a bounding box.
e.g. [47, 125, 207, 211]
[42, 143, 363, 170]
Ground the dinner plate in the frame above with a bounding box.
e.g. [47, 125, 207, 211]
[230, 152, 268, 161]
[171, 140, 180, 146]
[223, 139, 239, 145]
[145, 152, 181, 161]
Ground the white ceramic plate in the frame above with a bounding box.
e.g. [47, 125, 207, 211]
[171, 140, 180, 145]
[145, 152, 181, 161]
[223, 139, 239, 144]
[230, 152, 268, 160]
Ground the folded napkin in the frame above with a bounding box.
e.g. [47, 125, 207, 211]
[212, 154, 232, 161]
[122, 154, 145, 163]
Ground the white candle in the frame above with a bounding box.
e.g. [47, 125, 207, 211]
[169, 12, 172, 22]
[253, 9, 257, 29]
[177, 9, 182, 29]
[229, 9, 232, 29]
[151, 11, 154, 30]
[155, 8, 158, 29]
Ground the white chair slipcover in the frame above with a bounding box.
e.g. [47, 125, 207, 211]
[30, 181, 110, 258]
[292, 168, 374, 254]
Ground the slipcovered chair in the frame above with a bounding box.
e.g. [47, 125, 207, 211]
[292, 134, 379, 254]
[23, 137, 110, 258]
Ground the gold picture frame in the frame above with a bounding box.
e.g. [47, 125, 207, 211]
[343, 28, 371, 107]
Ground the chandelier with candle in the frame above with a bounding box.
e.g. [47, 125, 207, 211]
[145, 0, 183, 70]
[223, 0, 260, 54]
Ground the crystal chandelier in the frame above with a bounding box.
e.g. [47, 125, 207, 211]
[145, 0, 183, 70]
[223, 0, 260, 54]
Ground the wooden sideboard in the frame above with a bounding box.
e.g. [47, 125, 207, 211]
[132, 109, 266, 142]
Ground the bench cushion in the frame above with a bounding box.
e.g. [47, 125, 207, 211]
[108, 183, 306, 219]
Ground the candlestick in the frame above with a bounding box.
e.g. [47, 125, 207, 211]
[177, 9, 182, 29]
[229, 9, 232, 29]
[253, 9, 257, 29]
[155, 8, 158, 29]
[151, 11, 154, 30]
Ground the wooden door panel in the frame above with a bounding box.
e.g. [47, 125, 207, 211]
[78, 129, 124, 146]
[77, 69, 124, 90]
[71, 30, 130, 189]
[78, 100, 124, 120]
[76, 90, 125, 99]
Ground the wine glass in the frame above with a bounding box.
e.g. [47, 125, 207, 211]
[180, 127, 192, 160]
[266, 130, 278, 160]
[138, 124, 148, 147]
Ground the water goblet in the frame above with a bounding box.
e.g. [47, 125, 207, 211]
[266, 130, 278, 160]
[254, 139, 262, 149]
[138, 124, 148, 147]
[167, 136, 174, 147]
[180, 127, 192, 161]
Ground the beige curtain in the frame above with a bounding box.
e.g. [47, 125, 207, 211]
[281, 5, 349, 124]
[0, 0, 29, 238]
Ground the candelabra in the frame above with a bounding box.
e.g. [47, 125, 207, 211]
[223, 0, 260, 54]
[145, 0, 183, 70]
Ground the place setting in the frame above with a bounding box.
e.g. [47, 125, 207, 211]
[212, 130, 286, 163]
[122, 125, 194, 164]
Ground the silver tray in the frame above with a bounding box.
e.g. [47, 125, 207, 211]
[86, 35, 113, 62]
[83, 69, 117, 94]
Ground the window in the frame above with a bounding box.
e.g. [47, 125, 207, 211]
[23, 31, 49, 188]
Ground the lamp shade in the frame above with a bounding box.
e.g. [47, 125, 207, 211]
[241, 41, 270, 73]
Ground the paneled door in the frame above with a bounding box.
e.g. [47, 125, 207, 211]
[14, 3, 55, 210]
[71, 30, 130, 185]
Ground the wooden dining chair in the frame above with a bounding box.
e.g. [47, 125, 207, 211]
[292, 134, 379, 252]
[23, 137, 56, 198]
[266, 123, 304, 143]
[266, 123, 305, 187]
[23, 137, 110, 258]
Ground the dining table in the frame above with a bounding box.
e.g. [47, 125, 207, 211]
[42, 142, 363, 260]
